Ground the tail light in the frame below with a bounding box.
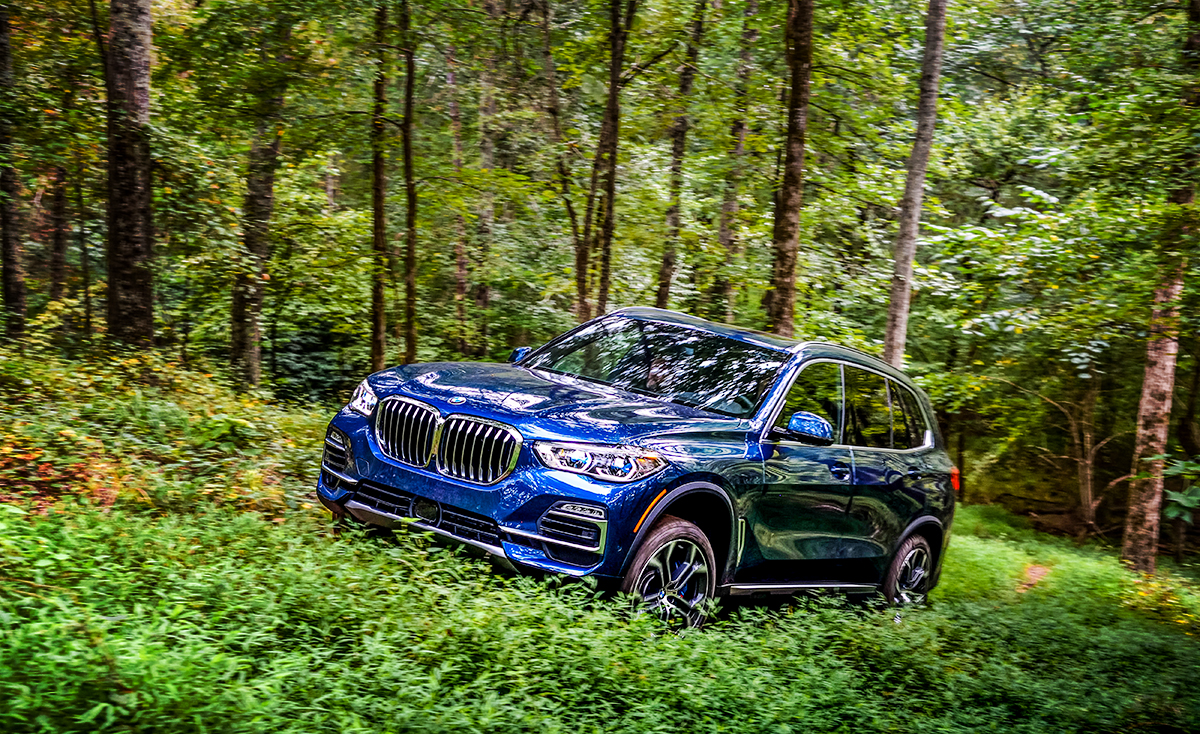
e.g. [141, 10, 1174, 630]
[950, 466, 961, 493]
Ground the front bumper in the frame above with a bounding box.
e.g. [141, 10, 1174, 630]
[317, 409, 665, 579]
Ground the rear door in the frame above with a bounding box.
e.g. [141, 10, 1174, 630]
[843, 367, 928, 568]
[744, 361, 857, 582]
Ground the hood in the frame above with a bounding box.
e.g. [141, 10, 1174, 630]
[369, 361, 746, 444]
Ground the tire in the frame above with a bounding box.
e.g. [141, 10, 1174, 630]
[882, 534, 933, 605]
[620, 514, 717, 627]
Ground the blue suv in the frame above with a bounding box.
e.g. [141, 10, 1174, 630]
[317, 308, 956, 623]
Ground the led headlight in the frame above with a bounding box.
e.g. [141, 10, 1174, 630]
[348, 379, 378, 416]
[533, 441, 668, 483]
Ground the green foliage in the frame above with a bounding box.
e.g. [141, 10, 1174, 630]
[0, 504, 1197, 733]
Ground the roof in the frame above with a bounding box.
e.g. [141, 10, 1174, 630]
[611, 307, 911, 383]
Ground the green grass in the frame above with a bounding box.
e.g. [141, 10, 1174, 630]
[2, 346, 1200, 733]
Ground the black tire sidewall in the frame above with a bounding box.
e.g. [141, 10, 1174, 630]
[883, 534, 933, 605]
[620, 514, 717, 601]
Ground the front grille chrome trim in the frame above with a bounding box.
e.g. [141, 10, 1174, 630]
[435, 415, 522, 486]
[374, 396, 439, 468]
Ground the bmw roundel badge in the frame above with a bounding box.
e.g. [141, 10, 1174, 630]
[448, 396, 466, 405]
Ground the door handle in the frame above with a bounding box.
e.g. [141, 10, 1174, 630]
[830, 463, 851, 482]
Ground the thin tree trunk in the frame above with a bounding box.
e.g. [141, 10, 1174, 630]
[75, 153, 91, 335]
[654, 0, 705, 309]
[1178, 338, 1200, 458]
[0, 5, 25, 340]
[1121, 0, 1200, 575]
[882, 0, 948, 367]
[446, 46, 470, 355]
[105, 0, 155, 346]
[711, 0, 757, 323]
[763, 0, 812, 337]
[473, 0, 500, 354]
[400, 0, 417, 364]
[1079, 375, 1100, 527]
[370, 2, 388, 371]
[541, 4, 581, 260]
[229, 115, 283, 388]
[594, 0, 637, 317]
[49, 166, 68, 302]
[1122, 248, 1187, 573]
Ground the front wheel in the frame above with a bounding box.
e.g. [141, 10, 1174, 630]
[620, 515, 716, 627]
[882, 534, 933, 605]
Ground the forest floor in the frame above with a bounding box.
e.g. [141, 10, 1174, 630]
[3, 345, 1200, 733]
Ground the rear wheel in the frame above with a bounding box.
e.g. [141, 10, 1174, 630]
[620, 515, 716, 627]
[883, 534, 933, 605]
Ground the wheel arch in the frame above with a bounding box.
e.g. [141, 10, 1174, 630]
[896, 516, 945, 575]
[621, 481, 737, 583]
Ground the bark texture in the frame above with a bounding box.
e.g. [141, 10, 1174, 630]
[400, 0, 418, 364]
[446, 46, 470, 355]
[653, 0, 706, 309]
[882, 0, 948, 367]
[49, 166, 68, 302]
[763, 0, 812, 337]
[229, 116, 283, 388]
[370, 2, 388, 372]
[577, 0, 636, 321]
[0, 5, 25, 340]
[711, 0, 757, 323]
[105, 0, 155, 345]
[1121, 251, 1186, 573]
[1120, 0, 1200, 574]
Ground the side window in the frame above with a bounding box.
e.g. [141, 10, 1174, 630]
[897, 385, 929, 448]
[773, 362, 843, 442]
[890, 381, 911, 450]
[845, 367, 891, 449]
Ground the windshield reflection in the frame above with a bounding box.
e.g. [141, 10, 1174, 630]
[524, 317, 791, 418]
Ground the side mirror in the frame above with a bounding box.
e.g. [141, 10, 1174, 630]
[508, 346, 532, 363]
[782, 411, 834, 446]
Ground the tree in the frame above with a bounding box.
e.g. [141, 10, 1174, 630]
[229, 19, 292, 389]
[653, 0, 705, 309]
[1121, 0, 1199, 574]
[370, 2, 388, 371]
[711, 0, 757, 324]
[882, 0, 948, 368]
[102, 0, 154, 346]
[0, 4, 24, 340]
[400, 0, 417, 364]
[763, 0, 812, 337]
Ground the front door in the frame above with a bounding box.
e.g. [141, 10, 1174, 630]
[743, 361, 856, 582]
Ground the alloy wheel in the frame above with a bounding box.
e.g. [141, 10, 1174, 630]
[634, 538, 711, 627]
[894, 545, 930, 604]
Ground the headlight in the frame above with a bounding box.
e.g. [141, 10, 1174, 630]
[533, 441, 668, 483]
[348, 380, 378, 416]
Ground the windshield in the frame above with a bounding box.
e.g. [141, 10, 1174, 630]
[523, 317, 791, 418]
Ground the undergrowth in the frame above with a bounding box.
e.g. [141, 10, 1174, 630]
[2, 346, 1199, 733]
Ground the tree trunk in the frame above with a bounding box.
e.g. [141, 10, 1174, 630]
[882, 0, 948, 367]
[75, 153, 91, 335]
[1121, 247, 1186, 574]
[1178, 338, 1200, 459]
[1078, 374, 1100, 527]
[541, 4, 581, 265]
[49, 166, 68, 302]
[400, 0, 417, 364]
[0, 5, 25, 340]
[763, 0, 813, 337]
[594, 0, 637, 317]
[472, 0, 500, 355]
[654, 0, 705, 309]
[1121, 0, 1200, 575]
[370, 2, 388, 372]
[105, 0, 155, 346]
[711, 0, 757, 323]
[229, 115, 283, 388]
[446, 46, 470, 355]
